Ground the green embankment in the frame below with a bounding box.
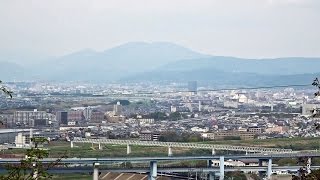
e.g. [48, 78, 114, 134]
[201, 137, 320, 151]
[2, 137, 319, 158]
[2, 137, 319, 166]
[51, 174, 91, 180]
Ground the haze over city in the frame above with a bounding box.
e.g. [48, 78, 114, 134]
[1, 1, 320, 180]
[1, 0, 320, 61]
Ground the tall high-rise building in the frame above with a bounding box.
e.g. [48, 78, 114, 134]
[56, 111, 68, 125]
[113, 101, 122, 116]
[68, 111, 84, 123]
[83, 107, 92, 122]
[56, 110, 84, 125]
[188, 81, 197, 94]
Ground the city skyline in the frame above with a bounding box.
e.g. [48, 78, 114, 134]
[1, 1, 320, 179]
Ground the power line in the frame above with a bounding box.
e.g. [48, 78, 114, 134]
[136, 84, 312, 95]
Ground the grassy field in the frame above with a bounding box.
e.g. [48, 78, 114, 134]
[43, 141, 217, 158]
[51, 174, 91, 180]
[202, 137, 320, 151]
[1, 137, 319, 158]
[1, 141, 209, 158]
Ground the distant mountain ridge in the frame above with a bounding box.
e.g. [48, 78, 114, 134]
[0, 61, 25, 81]
[124, 56, 320, 85]
[0, 42, 320, 85]
[32, 42, 207, 81]
[123, 67, 320, 86]
[158, 56, 320, 75]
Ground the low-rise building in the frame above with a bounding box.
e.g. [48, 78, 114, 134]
[248, 127, 262, 134]
[201, 132, 215, 140]
[14, 109, 55, 127]
[265, 126, 289, 134]
[140, 131, 160, 141]
[215, 130, 255, 140]
[191, 126, 209, 132]
[138, 119, 155, 125]
[15, 133, 27, 147]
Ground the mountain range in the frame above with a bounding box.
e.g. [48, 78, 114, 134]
[1, 42, 320, 86]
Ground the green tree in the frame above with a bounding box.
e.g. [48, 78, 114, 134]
[224, 136, 241, 140]
[225, 171, 247, 180]
[293, 168, 320, 180]
[312, 78, 320, 129]
[0, 137, 66, 180]
[148, 112, 168, 120]
[294, 79, 320, 179]
[249, 173, 260, 180]
[0, 80, 12, 125]
[276, 158, 297, 166]
[159, 131, 203, 142]
[306, 169, 320, 179]
[0, 80, 12, 98]
[0, 80, 66, 179]
[292, 79, 320, 179]
[169, 112, 182, 121]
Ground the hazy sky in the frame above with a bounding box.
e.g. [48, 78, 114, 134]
[0, 0, 320, 60]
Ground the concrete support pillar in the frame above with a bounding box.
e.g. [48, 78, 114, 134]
[70, 141, 74, 148]
[219, 156, 224, 180]
[307, 157, 312, 174]
[98, 142, 102, 150]
[29, 128, 33, 147]
[148, 161, 157, 180]
[212, 148, 216, 155]
[93, 163, 100, 180]
[127, 144, 131, 155]
[209, 173, 215, 180]
[267, 159, 272, 179]
[168, 146, 173, 157]
[245, 151, 248, 155]
[258, 159, 263, 178]
[208, 160, 215, 180]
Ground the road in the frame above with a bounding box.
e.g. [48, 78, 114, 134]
[1, 153, 320, 164]
[0, 166, 318, 173]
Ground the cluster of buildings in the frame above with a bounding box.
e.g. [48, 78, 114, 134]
[1, 101, 124, 128]
[0, 81, 319, 147]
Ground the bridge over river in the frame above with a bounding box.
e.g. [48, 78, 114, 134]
[71, 137, 293, 156]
